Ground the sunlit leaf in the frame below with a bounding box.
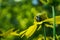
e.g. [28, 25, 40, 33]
[20, 24, 37, 38]
[25, 24, 37, 38]
[10, 30, 19, 36]
[19, 30, 27, 36]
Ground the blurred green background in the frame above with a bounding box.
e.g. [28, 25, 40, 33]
[0, 0, 60, 40]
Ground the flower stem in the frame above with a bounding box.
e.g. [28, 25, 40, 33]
[52, 6, 56, 40]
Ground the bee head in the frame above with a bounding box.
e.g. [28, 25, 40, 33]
[35, 13, 48, 22]
[36, 15, 43, 22]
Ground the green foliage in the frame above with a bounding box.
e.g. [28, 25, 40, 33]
[0, 0, 60, 40]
